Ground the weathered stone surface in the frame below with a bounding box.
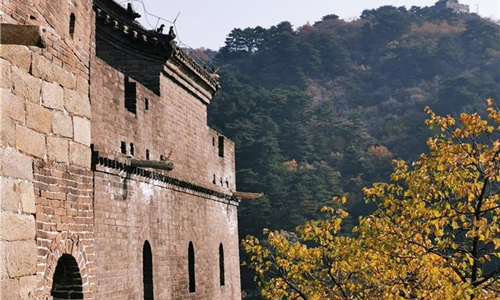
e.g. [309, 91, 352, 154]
[19, 182, 35, 214]
[0, 278, 20, 300]
[26, 102, 52, 134]
[52, 111, 73, 138]
[64, 88, 91, 118]
[0, 242, 6, 278]
[47, 136, 69, 163]
[75, 75, 89, 94]
[0, 178, 34, 215]
[0, 148, 33, 180]
[70, 141, 91, 167]
[11, 66, 41, 103]
[0, 45, 32, 72]
[0, 58, 12, 89]
[1, 115, 16, 147]
[6, 240, 37, 277]
[18, 275, 36, 299]
[0, 177, 21, 212]
[41, 81, 64, 110]
[0, 90, 25, 122]
[31, 54, 54, 83]
[73, 116, 91, 146]
[16, 125, 46, 158]
[0, 212, 35, 241]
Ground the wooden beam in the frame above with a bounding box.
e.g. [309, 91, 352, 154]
[0, 24, 46, 48]
[233, 192, 264, 200]
[129, 159, 174, 171]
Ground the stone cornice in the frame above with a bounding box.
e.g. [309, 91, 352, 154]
[91, 150, 239, 205]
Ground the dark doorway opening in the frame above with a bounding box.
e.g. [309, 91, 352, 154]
[51, 254, 83, 300]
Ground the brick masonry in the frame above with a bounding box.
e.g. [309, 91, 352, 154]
[0, 0, 241, 299]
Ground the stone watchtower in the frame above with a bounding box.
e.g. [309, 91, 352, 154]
[0, 0, 243, 299]
[435, 0, 470, 14]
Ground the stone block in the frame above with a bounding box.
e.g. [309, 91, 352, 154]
[1, 115, 16, 147]
[11, 66, 41, 103]
[47, 136, 69, 163]
[0, 90, 25, 122]
[20, 182, 35, 214]
[73, 116, 91, 146]
[64, 88, 91, 118]
[26, 102, 52, 134]
[0, 278, 20, 300]
[31, 54, 54, 83]
[18, 275, 36, 299]
[52, 111, 73, 138]
[70, 141, 91, 167]
[0, 45, 32, 72]
[41, 81, 63, 110]
[75, 75, 88, 94]
[0, 148, 33, 180]
[6, 240, 37, 277]
[16, 125, 46, 158]
[0, 242, 6, 278]
[0, 212, 35, 241]
[0, 177, 21, 212]
[54, 68, 76, 89]
[0, 58, 12, 89]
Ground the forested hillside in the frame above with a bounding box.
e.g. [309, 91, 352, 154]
[201, 5, 499, 298]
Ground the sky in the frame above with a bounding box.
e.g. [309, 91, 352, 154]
[132, 0, 500, 50]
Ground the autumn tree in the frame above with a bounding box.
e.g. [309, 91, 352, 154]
[243, 102, 500, 300]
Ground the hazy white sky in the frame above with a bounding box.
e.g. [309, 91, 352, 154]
[133, 0, 500, 50]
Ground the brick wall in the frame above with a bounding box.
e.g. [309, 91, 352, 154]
[90, 57, 236, 194]
[93, 166, 241, 300]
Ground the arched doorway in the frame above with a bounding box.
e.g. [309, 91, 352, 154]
[51, 254, 83, 300]
[143, 241, 154, 300]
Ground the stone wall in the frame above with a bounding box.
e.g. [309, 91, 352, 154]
[0, 0, 95, 298]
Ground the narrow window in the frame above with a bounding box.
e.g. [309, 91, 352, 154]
[212, 174, 216, 185]
[212, 137, 215, 146]
[146, 149, 150, 160]
[143, 241, 154, 300]
[121, 141, 127, 154]
[69, 13, 76, 38]
[125, 77, 137, 114]
[188, 242, 195, 293]
[160, 155, 164, 161]
[218, 136, 224, 158]
[145, 98, 149, 110]
[130, 143, 134, 156]
[219, 243, 225, 286]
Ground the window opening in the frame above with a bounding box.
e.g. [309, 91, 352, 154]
[143, 241, 154, 300]
[188, 242, 196, 293]
[145, 98, 149, 110]
[69, 13, 76, 38]
[125, 77, 137, 114]
[219, 243, 225, 286]
[218, 136, 224, 158]
[130, 143, 134, 156]
[121, 141, 127, 154]
[146, 149, 150, 160]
